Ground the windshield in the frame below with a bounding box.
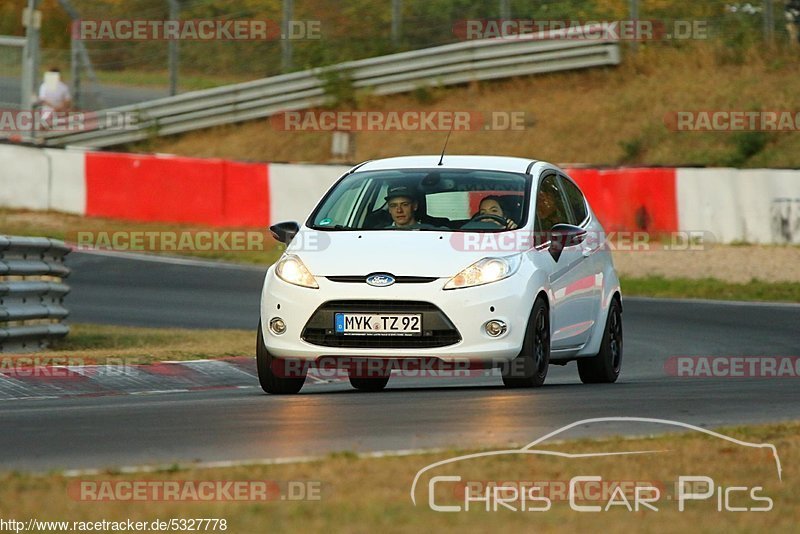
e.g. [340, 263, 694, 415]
[307, 169, 531, 232]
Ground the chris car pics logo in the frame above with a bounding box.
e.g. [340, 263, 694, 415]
[411, 417, 781, 513]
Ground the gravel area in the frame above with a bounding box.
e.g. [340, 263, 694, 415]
[612, 245, 800, 284]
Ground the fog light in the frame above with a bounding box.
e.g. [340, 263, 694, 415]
[484, 320, 507, 338]
[269, 317, 287, 335]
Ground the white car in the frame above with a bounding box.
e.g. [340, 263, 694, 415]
[258, 156, 623, 394]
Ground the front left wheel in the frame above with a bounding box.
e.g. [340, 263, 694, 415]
[256, 321, 306, 394]
[502, 298, 550, 388]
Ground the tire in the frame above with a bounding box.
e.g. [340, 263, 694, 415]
[502, 298, 550, 388]
[256, 321, 306, 394]
[349, 374, 390, 392]
[578, 298, 623, 384]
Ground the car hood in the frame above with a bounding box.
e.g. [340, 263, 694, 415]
[287, 229, 503, 278]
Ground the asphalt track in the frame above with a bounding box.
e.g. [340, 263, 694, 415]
[1, 251, 798, 472]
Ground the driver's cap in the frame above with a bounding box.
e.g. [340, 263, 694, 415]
[385, 186, 416, 202]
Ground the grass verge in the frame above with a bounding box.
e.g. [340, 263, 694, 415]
[622, 276, 800, 303]
[0, 209, 282, 266]
[0, 422, 796, 533]
[140, 43, 800, 168]
[43, 324, 252, 365]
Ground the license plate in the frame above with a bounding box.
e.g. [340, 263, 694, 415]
[334, 313, 422, 336]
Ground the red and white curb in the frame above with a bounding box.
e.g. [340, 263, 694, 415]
[0, 357, 266, 401]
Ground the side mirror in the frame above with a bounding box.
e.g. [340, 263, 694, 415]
[270, 221, 300, 244]
[548, 224, 587, 262]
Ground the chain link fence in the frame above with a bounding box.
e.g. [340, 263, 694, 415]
[0, 36, 24, 110]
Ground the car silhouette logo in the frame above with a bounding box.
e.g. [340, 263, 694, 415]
[366, 274, 396, 287]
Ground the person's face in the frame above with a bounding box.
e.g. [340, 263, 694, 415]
[479, 199, 504, 218]
[388, 196, 417, 227]
[537, 190, 557, 218]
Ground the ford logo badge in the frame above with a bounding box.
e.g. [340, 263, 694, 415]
[366, 274, 395, 287]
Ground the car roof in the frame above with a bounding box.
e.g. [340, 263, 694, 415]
[353, 155, 548, 175]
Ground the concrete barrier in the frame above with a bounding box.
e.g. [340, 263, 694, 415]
[268, 163, 349, 225]
[677, 168, 800, 244]
[1, 143, 799, 243]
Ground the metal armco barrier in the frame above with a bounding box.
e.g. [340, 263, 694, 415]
[0, 236, 71, 352]
[41, 32, 620, 148]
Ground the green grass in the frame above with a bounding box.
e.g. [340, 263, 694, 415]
[0, 209, 283, 266]
[621, 276, 800, 303]
[93, 69, 254, 91]
[0, 422, 797, 533]
[42, 323, 252, 365]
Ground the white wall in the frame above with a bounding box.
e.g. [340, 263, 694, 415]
[677, 168, 800, 244]
[268, 163, 351, 224]
[0, 144, 50, 210]
[45, 148, 86, 214]
[0, 144, 86, 214]
[2, 141, 799, 244]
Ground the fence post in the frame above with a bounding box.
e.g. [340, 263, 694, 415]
[763, 0, 775, 42]
[21, 0, 41, 112]
[629, 0, 639, 53]
[168, 0, 180, 96]
[282, 0, 294, 71]
[391, 0, 402, 46]
[500, 0, 510, 20]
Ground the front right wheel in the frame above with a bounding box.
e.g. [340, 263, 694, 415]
[256, 321, 306, 394]
[578, 298, 623, 384]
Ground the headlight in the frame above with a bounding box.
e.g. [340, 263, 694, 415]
[275, 254, 318, 289]
[443, 255, 522, 290]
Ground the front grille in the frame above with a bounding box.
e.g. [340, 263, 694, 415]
[301, 300, 461, 348]
[326, 276, 438, 284]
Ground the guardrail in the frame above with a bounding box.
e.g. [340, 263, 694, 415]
[0, 236, 71, 353]
[42, 32, 620, 148]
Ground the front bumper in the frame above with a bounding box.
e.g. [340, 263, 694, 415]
[260, 266, 536, 363]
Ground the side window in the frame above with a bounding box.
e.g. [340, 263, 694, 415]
[534, 174, 571, 244]
[560, 176, 588, 225]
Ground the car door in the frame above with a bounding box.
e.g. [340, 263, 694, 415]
[536, 172, 594, 351]
[557, 172, 602, 346]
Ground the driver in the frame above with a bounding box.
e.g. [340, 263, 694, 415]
[477, 196, 518, 229]
[385, 186, 422, 229]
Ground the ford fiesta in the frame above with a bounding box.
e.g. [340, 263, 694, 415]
[258, 156, 623, 394]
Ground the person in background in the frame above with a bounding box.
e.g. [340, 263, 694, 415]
[787, 0, 800, 46]
[37, 67, 72, 116]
